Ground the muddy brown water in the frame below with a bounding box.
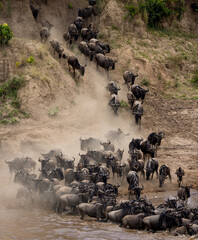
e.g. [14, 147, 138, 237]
[1, 190, 197, 240]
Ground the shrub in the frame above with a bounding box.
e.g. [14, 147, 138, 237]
[27, 56, 35, 64]
[146, 0, 171, 27]
[0, 23, 13, 46]
[120, 100, 128, 108]
[191, 3, 198, 12]
[68, 3, 73, 9]
[111, 24, 119, 30]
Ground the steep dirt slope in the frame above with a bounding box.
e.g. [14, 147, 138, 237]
[0, 0, 198, 189]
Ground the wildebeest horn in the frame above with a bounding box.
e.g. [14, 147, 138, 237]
[141, 185, 144, 190]
[108, 140, 111, 144]
[72, 157, 75, 161]
[38, 157, 41, 162]
[79, 153, 82, 156]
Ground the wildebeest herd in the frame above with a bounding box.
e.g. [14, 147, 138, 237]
[7, 0, 196, 237]
[39, 0, 150, 126]
[5, 127, 198, 236]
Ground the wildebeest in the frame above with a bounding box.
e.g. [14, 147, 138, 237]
[78, 6, 97, 20]
[143, 212, 168, 231]
[128, 138, 143, 154]
[132, 100, 143, 127]
[64, 168, 76, 186]
[74, 17, 83, 33]
[127, 91, 136, 108]
[78, 202, 104, 221]
[89, 38, 110, 53]
[128, 158, 145, 178]
[47, 168, 64, 181]
[105, 128, 126, 145]
[16, 187, 34, 206]
[108, 204, 132, 223]
[140, 140, 155, 160]
[122, 213, 145, 229]
[107, 81, 120, 95]
[147, 132, 165, 156]
[95, 53, 117, 75]
[109, 94, 120, 114]
[159, 165, 171, 187]
[177, 186, 191, 203]
[67, 56, 87, 77]
[40, 27, 50, 43]
[80, 137, 101, 151]
[88, 42, 105, 55]
[127, 171, 143, 199]
[50, 40, 64, 58]
[145, 158, 159, 180]
[78, 41, 94, 61]
[81, 26, 98, 41]
[131, 85, 149, 102]
[5, 157, 36, 173]
[66, 23, 79, 45]
[88, 0, 96, 6]
[123, 71, 138, 85]
[175, 167, 185, 187]
[100, 140, 115, 152]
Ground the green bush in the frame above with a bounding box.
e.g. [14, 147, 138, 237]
[27, 56, 35, 64]
[191, 3, 198, 12]
[68, 3, 73, 9]
[0, 23, 13, 46]
[191, 72, 198, 88]
[0, 76, 25, 99]
[48, 107, 59, 116]
[141, 78, 150, 86]
[146, 0, 171, 27]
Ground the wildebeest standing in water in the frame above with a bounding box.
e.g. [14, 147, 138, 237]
[66, 56, 87, 77]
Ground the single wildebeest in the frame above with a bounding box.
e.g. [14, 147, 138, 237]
[143, 212, 168, 231]
[41, 149, 62, 161]
[30, 4, 40, 19]
[68, 23, 79, 41]
[109, 94, 120, 114]
[40, 27, 50, 43]
[50, 39, 64, 58]
[24, 157, 36, 172]
[123, 71, 138, 85]
[67, 56, 87, 77]
[80, 137, 101, 151]
[78, 6, 97, 20]
[175, 167, 185, 187]
[89, 38, 110, 53]
[107, 203, 132, 223]
[78, 41, 94, 61]
[81, 27, 98, 41]
[100, 140, 115, 152]
[107, 81, 120, 95]
[128, 138, 143, 154]
[177, 186, 191, 203]
[47, 168, 64, 181]
[140, 140, 155, 160]
[74, 17, 83, 33]
[147, 132, 165, 156]
[88, 42, 105, 55]
[127, 171, 144, 199]
[128, 158, 145, 179]
[132, 100, 143, 127]
[159, 165, 171, 187]
[145, 158, 159, 180]
[122, 213, 145, 229]
[64, 168, 76, 186]
[95, 53, 117, 75]
[105, 128, 126, 145]
[130, 85, 149, 102]
[78, 202, 104, 221]
[127, 90, 136, 108]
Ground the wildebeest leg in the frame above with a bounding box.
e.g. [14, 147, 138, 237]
[169, 174, 172, 182]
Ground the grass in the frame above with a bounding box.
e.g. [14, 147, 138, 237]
[191, 70, 198, 88]
[68, 3, 73, 9]
[120, 100, 128, 108]
[141, 78, 150, 86]
[111, 24, 119, 31]
[48, 107, 59, 116]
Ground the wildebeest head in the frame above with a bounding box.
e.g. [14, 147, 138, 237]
[159, 174, 167, 187]
[134, 185, 144, 200]
[80, 137, 88, 151]
[100, 140, 110, 148]
[108, 58, 117, 70]
[80, 64, 87, 76]
[182, 186, 191, 199]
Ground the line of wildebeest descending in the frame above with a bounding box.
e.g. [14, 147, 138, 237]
[5, 128, 198, 236]
[39, 0, 147, 126]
